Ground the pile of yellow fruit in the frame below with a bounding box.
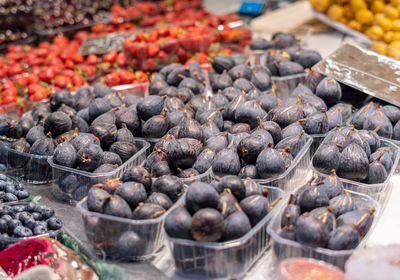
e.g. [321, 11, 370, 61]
[310, 0, 400, 58]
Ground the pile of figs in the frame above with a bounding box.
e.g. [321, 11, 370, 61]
[350, 101, 400, 140]
[165, 176, 282, 242]
[82, 173, 185, 259]
[313, 125, 395, 183]
[274, 175, 376, 252]
[250, 33, 322, 77]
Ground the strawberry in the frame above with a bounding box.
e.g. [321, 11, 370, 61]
[74, 31, 88, 43]
[116, 52, 128, 67]
[14, 76, 28, 87]
[142, 58, 157, 71]
[72, 54, 85, 64]
[105, 72, 120, 87]
[60, 69, 75, 78]
[27, 84, 42, 96]
[162, 39, 179, 53]
[119, 69, 135, 84]
[148, 43, 160, 57]
[64, 59, 75, 70]
[54, 75, 72, 89]
[27, 74, 40, 85]
[72, 74, 85, 87]
[103, 51, 118, 63]
[157, 50, 169, 64]
[6, 64, 24, 77]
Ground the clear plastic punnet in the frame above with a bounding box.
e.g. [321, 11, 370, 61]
[76, 188, 186, 261]
[49, 139, 150, 202]
[267, 188, 380, 270]
[255, 134, 313, 191]
[165, 186, 287, 279]
[311, 136, 400, 203]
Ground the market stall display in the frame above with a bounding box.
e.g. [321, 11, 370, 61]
[0, 1, 400, 279]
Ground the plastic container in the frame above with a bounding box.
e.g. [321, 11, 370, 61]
[0, 136, 15, 168]
[271, 73, 307, 100]
[0, 202, 61, 250]
[4, 144, 53, 185]
[76, 188, 186, 261]
[166, 186, 287, 279]
[268, 188, 380, 270]
[49, 139, 150, 202]
[311, 137, 400, 203]
[112, 82, 149, 99]
[254, 134, 313, 191]
[0, 100, 26, 120]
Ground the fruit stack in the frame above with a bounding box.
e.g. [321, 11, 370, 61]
[0, 1, 34, 46]
[123, 25, 213, 71]
[310, 0, 400, 59]
[164, 178, 285, 278]
[269, 177, 379, 269]
[79, 174, 186, 260]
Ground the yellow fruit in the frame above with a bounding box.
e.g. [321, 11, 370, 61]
[392, 31, 400, 40]
[337, 0, 349, 4]
[310, 0, 331, 12]
[372, 0, 385, 13]
[383, 31, 394, 43]
[327, 4, 345, 20]
[344, 5, 354, 18]
[388, 46, 400, 58]
[356, 9, 374, 24]
[350, 0, 367, 10]
[392, 19, 400, 30]
[373, 13, 385, 24]
[365, 25, 384, 40]
[348, 20, 363, 30]
[339, 17, 348, 23]
[385, 5, 399, 19]
[391, 0, 400, 6]
[380, 17, 393, 30]
[372, 42, 388, 55]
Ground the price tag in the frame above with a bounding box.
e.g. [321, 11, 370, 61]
[80, 32, 136, 56]
[239, 1, 265, 15]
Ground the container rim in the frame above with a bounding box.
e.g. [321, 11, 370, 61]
[76, 186, 187, 226]
[5, 144, 51, 160]
[253, 133, 313, 184]
[48, 138, 150, 178]
[166, 185, 288, 249]
[311, 133, 400, 189]
[267, 188, 381, 257]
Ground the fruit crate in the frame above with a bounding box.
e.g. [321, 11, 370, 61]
[0, 136, 16, 168]
[267, 188, 380, 270]
[4, 143, 53, 185]
[49, 139, 150, 203]
[164, 186, 287, 279]
[0, 99, 26, 120]
[34, 12, 110, 43]
[112, 82, 149, 98]
[311, 138, 400, 204]
[250, 134, 313, 191]
[76, 187, 186, 261]
[0, 201, 61, 250]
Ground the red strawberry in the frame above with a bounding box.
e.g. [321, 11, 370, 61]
[6, 64, 24, 77]
[142, 58, 157, 71]
[116, 52, 128, 68]
[14, 76, 28, 87]
[158, 50, 169, 64]
[119, 69, 135, 84]
[27, 74, 40, 85]
[103, 51, 118, 63]
[105, 72, 120, 87]
[72, 74, 85, 87]
[87, 54, 99, 65]
[162, 39, 179, 53]
[39, 67, 56, 83]
[54, 75, 72, 89]
[148, 43, 160, 57]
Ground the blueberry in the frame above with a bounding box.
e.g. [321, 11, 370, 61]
[3, 193, 18, 202]
[15, 190, 30, 200]
[18, 212, 32, 223]
[13, 226, 33, 238]
[0, 205, 11, 216]
[5, 184, 15, 194]
[0, 233, 9, 239]
[0, 174, 7, 180]
[23, 218, 37, 230]
[26, 202, 37, 213]
[47, 217, 63, 230]
[7, 219, 22, 234]
[0, 181, 6, 191]
[31, 212, 43, 220]
[1, 215, 12, 223]
[15, 183, 25, 191]
[0, 219, 8, 233]
[11, 205, 26, 213]
[39, 206, 55, 219]
[33, 224, 48, 235]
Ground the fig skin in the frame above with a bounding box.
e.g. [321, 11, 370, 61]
[44, 111, 72, 137]
[191, 208, 225, 242]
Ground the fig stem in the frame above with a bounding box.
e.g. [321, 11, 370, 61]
[288, 194, 294, 205]
[285, 214, 291, 227]
[270, 196, 282, 209]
